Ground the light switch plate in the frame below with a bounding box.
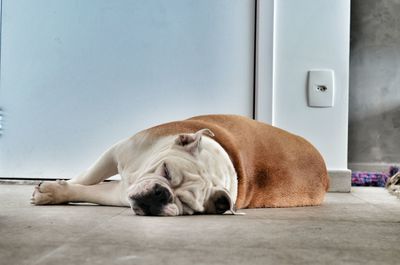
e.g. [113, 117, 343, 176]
[307, 69, 334, 107]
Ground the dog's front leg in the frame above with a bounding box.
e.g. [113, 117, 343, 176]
[31, 180, 128, 207]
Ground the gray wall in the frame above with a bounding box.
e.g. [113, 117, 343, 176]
[349, 0, 400, 169]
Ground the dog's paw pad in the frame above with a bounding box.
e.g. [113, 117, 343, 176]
[31, 181, 68, 205]
[31, 188, 53, 205]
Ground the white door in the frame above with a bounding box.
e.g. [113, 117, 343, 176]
[0, 0, 256, 179]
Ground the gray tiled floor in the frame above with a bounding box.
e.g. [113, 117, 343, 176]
[1, 185, 399, 265]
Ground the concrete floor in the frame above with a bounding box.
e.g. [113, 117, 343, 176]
[1, 185, 400, 265]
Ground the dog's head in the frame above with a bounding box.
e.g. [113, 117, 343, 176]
[127, 129, 234, 216]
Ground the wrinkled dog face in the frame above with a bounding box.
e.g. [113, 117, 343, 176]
[127, 129, 233, 216]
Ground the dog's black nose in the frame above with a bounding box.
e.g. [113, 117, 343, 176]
[131, 184, 172, 216]
[153, 184, 172, 204]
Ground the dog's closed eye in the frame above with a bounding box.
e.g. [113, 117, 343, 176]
[163, 162, 171, 181]
[155, 162, 171, 180]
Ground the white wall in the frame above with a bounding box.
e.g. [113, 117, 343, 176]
[0, 0, 255, 178]
[272, 0, 350, 172]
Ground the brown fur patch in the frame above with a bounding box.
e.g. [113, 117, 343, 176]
[254, 168, 269, 187]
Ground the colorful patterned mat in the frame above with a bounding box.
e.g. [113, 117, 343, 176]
[351, 166, 399, 187]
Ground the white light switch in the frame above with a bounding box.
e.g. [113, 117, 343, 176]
[307, 69, 334, 107]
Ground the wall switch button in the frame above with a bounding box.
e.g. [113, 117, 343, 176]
[307, 69, 334, 107]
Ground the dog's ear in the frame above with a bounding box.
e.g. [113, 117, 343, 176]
[175, 128, 214, 155]
[205, 188, 232, 214]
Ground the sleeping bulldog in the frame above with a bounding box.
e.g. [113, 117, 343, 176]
[31, 115, 329, 216]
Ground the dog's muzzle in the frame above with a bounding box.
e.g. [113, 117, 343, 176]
[129, 183, 173, 216]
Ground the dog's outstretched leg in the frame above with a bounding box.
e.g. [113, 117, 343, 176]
[31, 180, 128, 206]
[68, 145, 119, 185]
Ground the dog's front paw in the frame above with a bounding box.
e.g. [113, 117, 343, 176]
[31, 180, 69, 205]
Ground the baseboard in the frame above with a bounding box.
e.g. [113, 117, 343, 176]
[328, 169, 352, 193]
[348, 162, 398, 172]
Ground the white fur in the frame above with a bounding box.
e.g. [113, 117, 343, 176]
[32, 130, 238, 216]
